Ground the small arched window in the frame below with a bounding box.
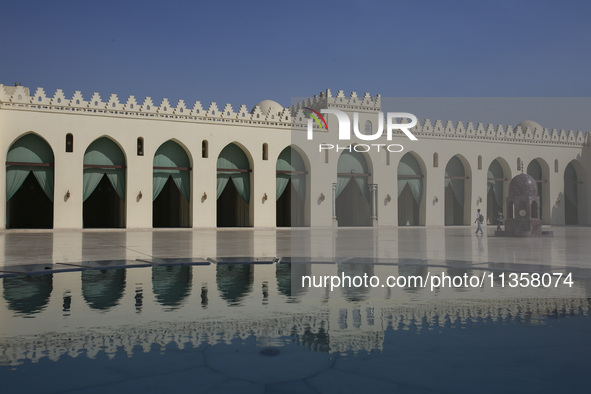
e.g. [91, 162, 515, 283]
[554, 159, 559, 173]
[66, 133, 73, 152]
[262, 143, 268, 160]
[137, 137, 144, 156]
[517, 158, 522, 171]
[478, 155, 482, 170]
[433, 152, 439, 168]
[365, 120, 372, 135]
[202, 140, 208, 158]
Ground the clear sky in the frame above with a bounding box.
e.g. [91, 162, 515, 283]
[2, 0, 590, 126]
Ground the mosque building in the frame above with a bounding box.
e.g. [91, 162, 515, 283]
[0, 83, 588, 229]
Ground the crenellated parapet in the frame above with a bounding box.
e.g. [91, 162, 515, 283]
[0, 84, 293, 129]
[0, 84, 587, 146]
[291, 89, 382, 114]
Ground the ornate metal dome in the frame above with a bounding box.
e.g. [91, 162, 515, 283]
[508, 173, 538, 197]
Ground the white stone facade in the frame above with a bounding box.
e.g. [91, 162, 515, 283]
[0, 84, 588, 229]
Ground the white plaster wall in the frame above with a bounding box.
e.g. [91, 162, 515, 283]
[1, 85, 589, 229]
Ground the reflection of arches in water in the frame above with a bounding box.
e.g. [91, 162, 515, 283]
[276, 263, 311, 299]
[216, 264, 253, 305]
[152, 265, 192, 309]
[3, 274, 53, 315]
[337, 263, 374, 301]
[82, 269, 126, 310]
[397, 265, 428, 291]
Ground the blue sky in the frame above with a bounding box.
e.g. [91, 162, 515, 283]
[2, 0, 590, 124]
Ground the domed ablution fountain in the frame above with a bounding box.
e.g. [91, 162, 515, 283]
[499, 172, 552, 237]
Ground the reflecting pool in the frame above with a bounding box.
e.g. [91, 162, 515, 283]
[1, 260, 590, 393]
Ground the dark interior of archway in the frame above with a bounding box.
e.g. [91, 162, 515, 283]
[565, 189, 578, 225]
[398, 183, 419, 226]
[217, 177, 249, 227]
[153, 176, 189, 228]
[444, 184, 464, 225]
[6, 171, 53, 229]
[83, 174, 124, 228]
[276, 180, 304, 227]
[336, 179, 371, 226]
[486, 186, 502, 225]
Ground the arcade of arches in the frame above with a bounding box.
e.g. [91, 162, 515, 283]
[3, 135, 586, 228]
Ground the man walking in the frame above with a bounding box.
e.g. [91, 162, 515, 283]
[474, 209, 484, 235]
[496, 210, 504, 232]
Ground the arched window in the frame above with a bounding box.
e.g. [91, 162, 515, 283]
[365, 120, 372, 135]
[433, 153, 439, 168]
[202, 140, 208, 158]
[137, 137, 144, 156]
[478, 155, 482, 170]
[554, 159, 559, 173]
[66, 133, 73, 153]
[262, 143, 268, 161]
[517, 158, 522, 171]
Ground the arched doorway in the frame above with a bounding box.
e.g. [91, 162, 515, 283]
[153, 140, 191, 228]
[217, 143, 251, 227]
[276, 146, 306, 227]
[83, 137, 126, 228]
[527, 159, 549, 224]
[336, 150, 371, 226]
[487, 159, 507, 224]
[397, 152, 424, 226]
[564, 161, 581, 225]
[444, 156, 470, 225]
[5, 134, 54, 228]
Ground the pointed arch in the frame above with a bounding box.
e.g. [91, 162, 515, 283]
[397, 151, 426, 226]
[276, 145, 308, 227]
[486, 157, 511, 224]
[6, 133, 55, 228]
[153, 140, 192, 228]
[527, 158, 550, 224]
[444, 155, 472, 225]
[564, 160, 585, 225]
[217, 142, 252, 227]
[83, 136, 126, 228]
[335, 148, 373, 226]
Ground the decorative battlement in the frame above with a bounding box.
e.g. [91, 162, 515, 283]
[0, 84, 588, 146]
[291, 89, 382, 114]
[0, 84, 293, 127]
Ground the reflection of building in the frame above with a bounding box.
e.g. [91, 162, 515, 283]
[1, 84, 588, 229]
[1, 263, 590, 366]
